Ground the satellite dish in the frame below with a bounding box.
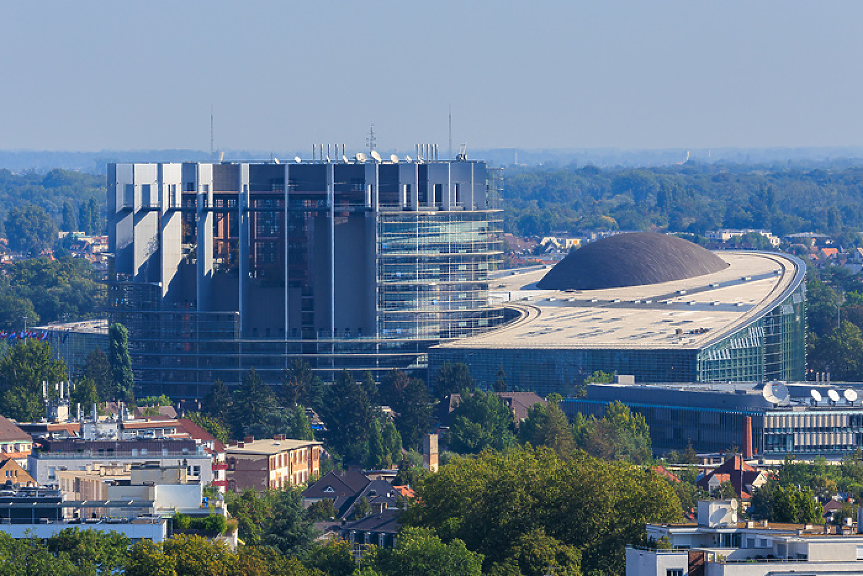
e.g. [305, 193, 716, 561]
[343, 155, 350, 163]
[294, 157, 302, 163]
[828, 389, 841, 403]
[273, 158, 280, 164]
[371, 150, 382, 162]
[390, 154, 399, 163]
[325, 155, 331, 163]
[405, 155, 413, 163]
[810, 389, 822, 402]
[762, 381, 789, 404]
[845, 389, 858, 402]
[356, 152, 367, 163]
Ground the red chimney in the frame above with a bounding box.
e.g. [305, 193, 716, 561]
[743, 416, 753, 459]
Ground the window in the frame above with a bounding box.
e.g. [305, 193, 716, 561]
[666, 570, 683, 576]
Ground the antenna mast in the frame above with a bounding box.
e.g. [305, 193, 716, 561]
[210, 105, 215, 162]
[366, 124, 376, 152]
[448, 105, 452, 160]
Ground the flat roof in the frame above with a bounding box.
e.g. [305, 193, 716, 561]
[445, 251, 802, 350]
[226, 438, 322, 456]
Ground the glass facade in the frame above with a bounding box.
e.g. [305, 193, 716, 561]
[107, 160, 504, 398]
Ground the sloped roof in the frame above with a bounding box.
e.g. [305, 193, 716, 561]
[0, 416, 32, 443]
[696, 455, 764, 500]
[537, 232, 729, 290]
[340, 509, 401, 534]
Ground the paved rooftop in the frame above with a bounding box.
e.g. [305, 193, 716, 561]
[448, 251, 801, 350]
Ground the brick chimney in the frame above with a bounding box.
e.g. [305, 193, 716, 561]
[743, 416, 753, 459]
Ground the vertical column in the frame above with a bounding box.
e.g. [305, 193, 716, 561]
[327, 162, 335, 339]
[196, 164, 214, 311]
[443, 162, 451, 211]
[284, 164, 290, 340]
[238, 164, 250, 336]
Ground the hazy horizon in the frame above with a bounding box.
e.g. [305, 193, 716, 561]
[2, 1, 863, 152]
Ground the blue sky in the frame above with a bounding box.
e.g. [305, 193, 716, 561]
[2, 1, 862, 152]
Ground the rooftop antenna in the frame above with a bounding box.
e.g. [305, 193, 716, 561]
[844, 389, 858, 404]
[828, 389, 841, 404]
[210, 104, 215, 162]
[762, 381, 789, 405]
[448, 104, 452, 160]
[371, 150, 382, 163]
[366, 124, 376, 153]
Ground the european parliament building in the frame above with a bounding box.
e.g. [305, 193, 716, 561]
[107, 156, 503, 398]
[431, 233, 807, 396]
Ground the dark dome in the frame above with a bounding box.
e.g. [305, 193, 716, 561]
[536, 232, 729, 290]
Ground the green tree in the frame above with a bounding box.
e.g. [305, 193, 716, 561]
[365, 526, 483, 576]
[108, 323, 134, 401]
[61, 201, 78, 232]
[318, 370, 374, 464]
[127, 540, 177, 576]
[229, 368, 276, 440]
[447, 388, 516, 454]
[383, 419, 403, 465]
[433, 362, 474, 398]
[302, 539, 356, 576]
[69, 377, 99, 412]
[201, 379, 231, 422]
[603, 400, 652, 463]
[487, 528, 581, 576]
[162, 534, 235, 576]
[379, 370, 433, 450]
[261, 486, 317, 557]
[362, 370, 378, 404]
[46, 527, 130, 575]
[281, 359, 325, 410]
[584, 370, 614, 384]
[80, 349, 113, 403]
[186, 412, 229, 444]
[0, 338, 68, 422]
[493, 366, 507, 393]
[519, 401, 575, 459]
[0, 293, 39, 331]
[226, 489, 270, 545]
[367, 419, 387, 469]
[404, 446, 680, 575]
[5, 204, 58, 256]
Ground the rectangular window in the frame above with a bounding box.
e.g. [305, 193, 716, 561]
[124, 184, 134, 207]
[433, 184, 443, 207]
[666, 570, 683, 576]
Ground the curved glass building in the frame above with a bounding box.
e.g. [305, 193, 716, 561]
[431, 233, 806, 396]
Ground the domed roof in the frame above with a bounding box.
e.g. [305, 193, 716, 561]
[536, 232, 729, 291]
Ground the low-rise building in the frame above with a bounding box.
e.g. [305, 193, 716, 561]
[627, 500, 863, 575]
[0, 485, 167, 542]
[29, 438, 213, 486]
[0, 416, 33, 467]
[225, 436, 322, 491]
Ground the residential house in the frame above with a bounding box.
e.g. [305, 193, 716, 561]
[696, 456, 767, 501]
[0, 459, 35, 487]
[340, 509, 401, 553]
[0, 416, 33, 467]
[302, 470, 401, 519]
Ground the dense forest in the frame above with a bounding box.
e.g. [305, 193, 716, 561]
[0, 168, 105, 237]
[504, 162, 863, 246]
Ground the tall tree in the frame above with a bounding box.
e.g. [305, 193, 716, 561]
[61, 201, 78, 232]
[108, 323, 134, 401]
[261, 486, 317, 557]
[80, 349, 113, 402]
[519, 401, 575, 459]
[4, 204, 58, 256]
[493, 365, 507, 393]
[318, 370, 374, 464]
[433, 362, 474, 398]
[229, 369, 276, 440]
[380, 370, 433, 450]
[0, 339, 68, 422]
[201, 379, 231, 422]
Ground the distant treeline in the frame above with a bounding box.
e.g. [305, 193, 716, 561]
[504, 162, 863, 246]
[0, 169, 104, 236]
